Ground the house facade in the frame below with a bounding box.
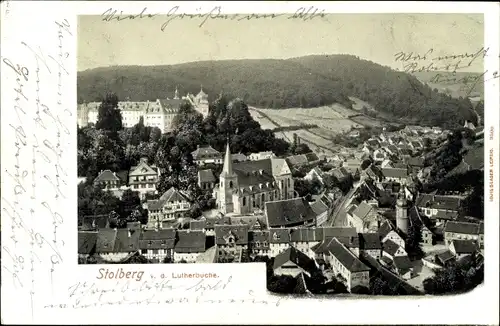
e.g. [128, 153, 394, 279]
[147, 187, 191, 229]
[128, 158, 160, 199]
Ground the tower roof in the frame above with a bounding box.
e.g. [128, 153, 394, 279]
[222, 138, 233, 175]
[197, 85, 208, 99]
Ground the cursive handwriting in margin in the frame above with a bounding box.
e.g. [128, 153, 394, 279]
[100, 6, 328, 30]
[43, 277, 283, 309]
[1, 18, 72, 321]
[394, 47, 497, 97]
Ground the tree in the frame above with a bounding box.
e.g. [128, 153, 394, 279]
[96, 93, 123, 135]
[406, 220, 424, 260]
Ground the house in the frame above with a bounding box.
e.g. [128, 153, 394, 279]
[365, 139, 380, 149]
[93, 169, 125, 190]
[444, 221, 484, 246]
[385, 145, 400, 156]
[310, 198, 329, 226]
[407, 156, 425, 174]
[378, 220, 405, 248]
[392, 255, 415, 280]
[372, 149, 387, 162]
[191, 145, 222, 166]
[449, 239, 478, 259]
[362, 164, 383, 182]
[190, 219, 206, 232]
[310, 228, 358, 260]
[198, 169, 216, 190]
[331, 167, 350, 183]
[415, 194, 461, 223]
[173, 230, 206, 263]
[128, 158, 160, 199]
[248, 230, 271, 257]
[78, 231, 98, 260]
[382, 239, 407, 260]
[139, 229, 176, 262]
[215, 224, 250, 263]
[231, 153, 248, 163]
[147, 187, 192, 229]
[248, 151, 276, 161]
[358, 233, 382, 259]
[269, 228, 291, 256]
[346, 202, 380, 233]
[435, 250, 456, 267]
[343, 159, 362, 175]
[265, 198, 316, 229]
[408, 207, 433, 245]
[304, 166, 326, 184]
[273, 246, 315, 278]
[326, 238, 370, 292]
[289, 227, 324, 257]
[96, 228, 140, 263]
[381, 167, 409, 185]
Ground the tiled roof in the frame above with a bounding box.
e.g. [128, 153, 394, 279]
[265, 198, 316, 228]
[378, 220, 396, 239]
[444, 221, 482, 235]
[383, 239, 401, 256]
[435, 250, 455, 263]
[452, 239, 478, 254]
[286, 154, 309, 167]
[197, 169, 215, 183]
[78, 231, 98, 255]
[305, 152, 320, 162]
[310, 199, 328, 216]
[415, 194, 461, 211]
[382, 168, 408, 179]
[393, 255, 413, 271]
[273, 246, 314, 271]
[190, 219, 207, 230]
[191, 146, 221, 160]
[269, 228, 291, 244]
[289, 228, 323, 243]
[352, 202, 375, 221]
[94, 170, 121, 182]
[174, 230, 206, 253]
[248, 231, 270, 244]
[139, 229, 176, 250]
[434, 210, 458, 221]
[359, 233, 382, 250]
[331, 167, 350, 180]
[408, 156, 425, 167]
[114, 229, 140, 252]
[322, 227, 358, 245]
[158, 98, 184, 111]
[328, 238, 370, 272]
[215, 224, 249, 245]
[148, 187, 191, 210]
[96, 228, 117, 253]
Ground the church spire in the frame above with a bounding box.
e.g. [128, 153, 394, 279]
[222, 136, 233, 175]
[174, 86, 179, 99]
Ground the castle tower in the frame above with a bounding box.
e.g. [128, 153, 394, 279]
[218, 138, 238, 214]
[396, 189, 409, 235]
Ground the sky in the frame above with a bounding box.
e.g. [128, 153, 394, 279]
[78, 13, 484, 72]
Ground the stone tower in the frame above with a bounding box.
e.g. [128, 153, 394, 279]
[218, 138, 238, 214]
[396, 189, 409, 235]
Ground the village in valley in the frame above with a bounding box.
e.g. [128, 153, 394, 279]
[77, 81, 485, 296]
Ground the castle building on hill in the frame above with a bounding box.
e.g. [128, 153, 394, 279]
[213, 140, 295, 215]
[77, 86, 210, 132]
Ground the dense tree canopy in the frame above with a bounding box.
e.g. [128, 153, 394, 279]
[78, 55, 478, 129]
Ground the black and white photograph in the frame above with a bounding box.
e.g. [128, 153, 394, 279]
[77, 12, 486, 296]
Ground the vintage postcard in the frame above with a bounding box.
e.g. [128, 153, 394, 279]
[1, 1, 499, 324]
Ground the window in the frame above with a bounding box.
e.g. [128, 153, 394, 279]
[243, 197, 246, 206]
[261, 193, 265, 202]
[152, 249, 158, 254]
[287, 179, 290, 187]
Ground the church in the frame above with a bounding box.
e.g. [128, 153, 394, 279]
[213, 141, 295, 215]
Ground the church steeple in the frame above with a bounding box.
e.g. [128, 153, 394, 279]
[222, 136, 233, 175]
[174, 86, 179, 99]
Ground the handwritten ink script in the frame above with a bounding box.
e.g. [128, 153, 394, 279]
[394, 47, 498, 96]
[1, 18, 72, 322]
[100, 6, 328, 29]
[43, 275, 283, 309]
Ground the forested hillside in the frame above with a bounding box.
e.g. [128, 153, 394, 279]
[77, 55, 477, 129]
